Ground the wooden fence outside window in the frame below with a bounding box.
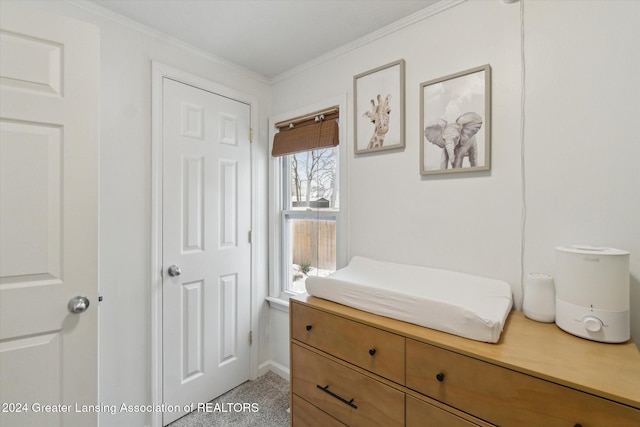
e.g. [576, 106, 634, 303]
[291, 219, 336, 271]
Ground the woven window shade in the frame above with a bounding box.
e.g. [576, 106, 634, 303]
[272, 110, 339, 157]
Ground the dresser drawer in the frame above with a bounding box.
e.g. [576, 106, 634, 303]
[406, 339, 640, 427]
[291, 343, 404, 427]
[291, 302, 405, 384]
[406, 395, 486, 427]
[292, 394, 347, 427]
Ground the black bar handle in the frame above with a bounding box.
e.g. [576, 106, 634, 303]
[316, 384, 358, 409]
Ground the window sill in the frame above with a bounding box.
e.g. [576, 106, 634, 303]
[266, 296, 290, 313]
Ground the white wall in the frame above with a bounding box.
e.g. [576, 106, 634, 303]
[270, 0, 640, 370]
[523, 0, 640, 342]
[13, 0, 640, 422]
[10, 1, 272, 426]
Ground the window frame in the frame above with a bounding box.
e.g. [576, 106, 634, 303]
[268, 96, 347, 302]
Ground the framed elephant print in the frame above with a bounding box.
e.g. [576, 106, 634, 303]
[354, 59, 405, 154]
[420, 64, 491, 175]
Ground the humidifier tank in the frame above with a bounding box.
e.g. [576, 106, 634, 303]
[555, 246, 630, 343]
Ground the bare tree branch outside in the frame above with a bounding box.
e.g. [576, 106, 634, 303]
[290, 148, 337, 208]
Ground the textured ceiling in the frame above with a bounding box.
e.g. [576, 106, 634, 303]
[90, 0, 441, 79]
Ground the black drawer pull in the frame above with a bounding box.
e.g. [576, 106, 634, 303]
[436, 372, 445, 382]
[574, 424, 582, 427]
[306, 325, 312, 331]
[369, 348, 376, 356]
[316, 384, 358, 409]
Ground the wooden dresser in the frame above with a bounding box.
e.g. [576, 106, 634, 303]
[289, 294, 640, 427]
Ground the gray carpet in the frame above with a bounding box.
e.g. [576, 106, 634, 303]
[168, 371, 290, 427]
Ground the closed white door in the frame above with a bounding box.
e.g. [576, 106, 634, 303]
[0, 3, 99, 427]
[162, 78, 252, 425]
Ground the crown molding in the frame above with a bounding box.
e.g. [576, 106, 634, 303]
[66, 0, 272, 85]
[270, 0, 467, 84]
[66, 0, 466, 86]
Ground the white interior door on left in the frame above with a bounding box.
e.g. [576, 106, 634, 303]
[0, 3, 99, 427]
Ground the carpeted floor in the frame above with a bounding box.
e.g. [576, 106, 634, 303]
[168, 371, 290, 427]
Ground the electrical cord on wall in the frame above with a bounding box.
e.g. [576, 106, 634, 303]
[519, 0, 527, 309]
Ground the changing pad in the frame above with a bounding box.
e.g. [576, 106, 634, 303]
[305, 256, 513, 343]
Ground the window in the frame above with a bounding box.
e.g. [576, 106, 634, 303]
[282, 147, 339, 293]
[269, 105, 343, 297]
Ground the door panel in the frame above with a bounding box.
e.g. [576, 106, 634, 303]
[183, 157, 204, 252]
[220, 160, 238, 248]
[0, 3, 99, 427]
[162, 78, 251, 425]
[219, 273, 238, 363]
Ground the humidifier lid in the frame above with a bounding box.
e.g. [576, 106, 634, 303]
[555, 245, 629, 256]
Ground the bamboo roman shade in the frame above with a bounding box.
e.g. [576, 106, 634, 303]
[271, 108, 339, 157]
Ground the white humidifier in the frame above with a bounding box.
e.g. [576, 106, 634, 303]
[555, 245, 630, 343]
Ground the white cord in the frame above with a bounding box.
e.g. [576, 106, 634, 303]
[519, 0, 527, 309]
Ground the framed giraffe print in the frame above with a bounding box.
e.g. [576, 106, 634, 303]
[354, 59, 405, 154]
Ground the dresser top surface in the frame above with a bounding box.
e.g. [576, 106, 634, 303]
[292, 294, 640, 408]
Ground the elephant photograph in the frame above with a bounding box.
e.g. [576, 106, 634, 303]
[420, 64, 491, 175]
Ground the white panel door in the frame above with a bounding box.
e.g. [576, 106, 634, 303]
[162, 78, 251, 425]
[0, 3, 99, 427]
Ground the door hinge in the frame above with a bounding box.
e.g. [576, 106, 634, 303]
[249, 331, 253, 345]
[249, 128, 253, 143]
[248, 230, 252, 243]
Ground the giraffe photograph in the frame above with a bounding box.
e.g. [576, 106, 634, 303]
[354, 59, 405, 154]
[420, 64, 491, 175]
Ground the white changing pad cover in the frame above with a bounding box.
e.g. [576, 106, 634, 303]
[305, 256, 513, 343]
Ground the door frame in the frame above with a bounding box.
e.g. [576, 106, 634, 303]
[150, 62, 259, 427]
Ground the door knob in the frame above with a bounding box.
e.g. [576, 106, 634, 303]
[68, 296, 90, 314]
[168, 265, 182, 277]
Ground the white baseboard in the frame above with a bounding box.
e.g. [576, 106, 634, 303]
[258, 360, 289, 381]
